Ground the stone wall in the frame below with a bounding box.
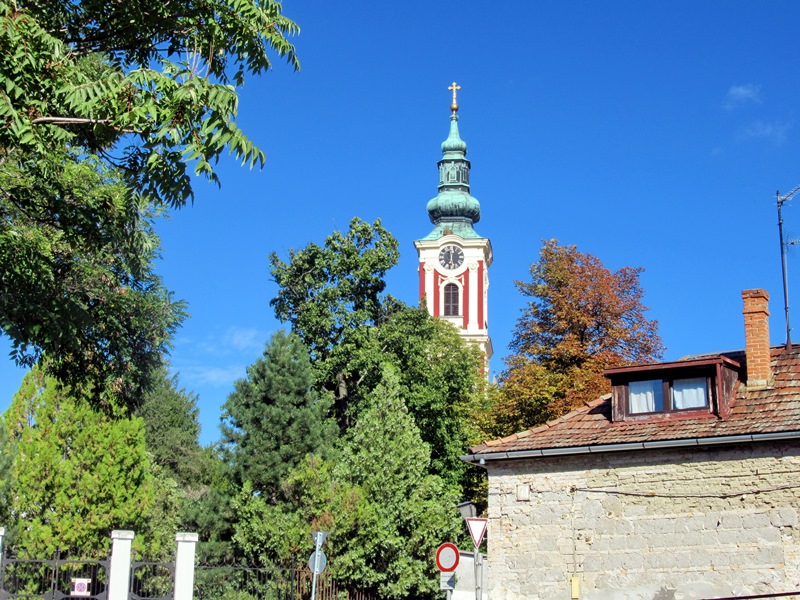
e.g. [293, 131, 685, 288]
[485, 442, 800, 600]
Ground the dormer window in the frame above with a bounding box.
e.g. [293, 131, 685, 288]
[629, 376, 709, 414]
[605, 356, 742, 421]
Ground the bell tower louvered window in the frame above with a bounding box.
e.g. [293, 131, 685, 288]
[444, 283, 459, 316]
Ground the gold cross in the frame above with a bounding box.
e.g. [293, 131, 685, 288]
[448, 81, 461, 113]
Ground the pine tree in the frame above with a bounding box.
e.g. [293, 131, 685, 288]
[221, 330, 337, 499]
[136, 368, 202, 485]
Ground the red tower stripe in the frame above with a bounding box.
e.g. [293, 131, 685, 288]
[462, 269, 469, 329]
[477, 261, 484, 329]
[419, 261, 426, 304]
[433, 270, 440, 316]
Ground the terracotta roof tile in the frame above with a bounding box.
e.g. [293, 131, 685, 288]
[470, 347, 800, 456]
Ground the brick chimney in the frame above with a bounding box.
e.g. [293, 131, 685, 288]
[742, 289, 771, 388]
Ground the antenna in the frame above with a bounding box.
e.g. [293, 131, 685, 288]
[777, 185, 800, 350]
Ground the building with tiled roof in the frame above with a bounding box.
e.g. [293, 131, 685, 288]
[461, 289, 800, 599]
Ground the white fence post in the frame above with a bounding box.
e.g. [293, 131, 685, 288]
[174, 532, 198, 600]
[0, 527, 5, 555]
[108, 530, 134, 600]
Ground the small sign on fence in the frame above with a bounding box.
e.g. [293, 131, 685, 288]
[71, 578, 91, 597]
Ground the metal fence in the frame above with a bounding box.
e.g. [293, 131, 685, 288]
[129, 560, 174, 600]
[0, 553, 109, 600]
[0, 552, 376, 600]
[194, 563, 294, 600]
[193, 563, 376, 600]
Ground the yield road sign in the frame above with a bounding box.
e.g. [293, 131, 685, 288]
[435, 543, 460, 572]
[466, 517, 488, 549]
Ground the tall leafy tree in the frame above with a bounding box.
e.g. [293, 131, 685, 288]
[4, 368, 177, 558]
[221, 330, 337, 498]
[269, 221, 485, 493]
[0, 0, 297, 206]
[489, 239, 664, 436]
[1, 152, 186, 407]
[1, 0, 298, 404]
[269, 218, 400, 426]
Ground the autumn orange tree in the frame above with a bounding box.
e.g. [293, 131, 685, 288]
[481, 239, 664, 438]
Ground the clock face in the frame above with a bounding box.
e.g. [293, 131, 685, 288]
[439, 245, 464, 270]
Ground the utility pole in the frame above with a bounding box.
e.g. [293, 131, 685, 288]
[777, 185, 800, 350]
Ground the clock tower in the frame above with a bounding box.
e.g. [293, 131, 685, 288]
[414, 83, 493, 364]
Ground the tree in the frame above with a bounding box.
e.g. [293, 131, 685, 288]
[180, 446, 240, 562]
[0, 420, 15, 536]
[136, 368, 202, 485]
[232, 457, 363, 568]
[4, 368, 176, 558]
[1, 152, 186, 407]
[349, 305, 484, 490]
[221, 330, 337, 498]
[492, 239, 664, 434]
[269, 221, 485, 494]
[232, 367, 463, 599]
[0, 0, 297, 206]
[269, 218, 400, 426]
[332, 367, 463, 599]
[1, 0, 298, 404]
[135, 368, 242, 561]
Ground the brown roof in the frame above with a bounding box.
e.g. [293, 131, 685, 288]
[468, 347, 800, 458]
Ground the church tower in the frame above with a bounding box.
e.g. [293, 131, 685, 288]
[414, 83, 493, 363]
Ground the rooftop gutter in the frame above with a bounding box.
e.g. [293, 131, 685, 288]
[460, 430, 800, 466]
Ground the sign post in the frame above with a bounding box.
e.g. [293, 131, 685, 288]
[435, 543, 459, 599]
[309, 531, 328, 600]
[465, 517, 488, 600]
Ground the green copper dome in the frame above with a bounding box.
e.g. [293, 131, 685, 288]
[441, 114, 468, 154]
[422, 112, 482, 241]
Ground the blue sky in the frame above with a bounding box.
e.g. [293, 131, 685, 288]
[3, 1, 800, 445]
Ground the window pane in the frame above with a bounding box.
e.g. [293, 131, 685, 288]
[629, 380, 663, 413]
[672, 377, 708, 409]
[444, 283, 459, 316]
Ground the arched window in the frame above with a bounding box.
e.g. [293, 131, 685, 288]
[444, 283, 459, 316]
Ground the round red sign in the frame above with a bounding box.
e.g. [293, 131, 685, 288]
[435, 543, 460, 572]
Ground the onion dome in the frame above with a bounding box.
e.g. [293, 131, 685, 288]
[421, 84, 482, 240]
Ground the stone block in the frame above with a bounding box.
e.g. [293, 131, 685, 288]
[741, 512, 772, 529]
[771, 507, 798, 528]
